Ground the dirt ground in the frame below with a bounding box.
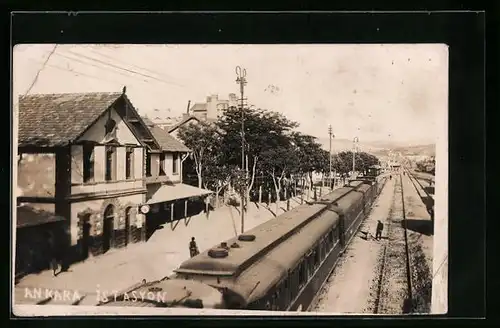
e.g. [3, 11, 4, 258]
[312, 177, 396, 314]
[313, 173, 434, 315]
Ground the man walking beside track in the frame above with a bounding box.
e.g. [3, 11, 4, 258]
[375, 220, 384, 241]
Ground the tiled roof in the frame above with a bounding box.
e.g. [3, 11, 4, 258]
[190, 103, 207, 112]
[141, 116, 190, 152]
[149, 125, 190, 152]
[18, 92, 122, 147]
[16, 205, 66, 229]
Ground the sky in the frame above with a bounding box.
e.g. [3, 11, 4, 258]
[13, 44, 448, 145]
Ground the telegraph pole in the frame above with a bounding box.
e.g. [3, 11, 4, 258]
[328, 125, 333, 188]
[236, 66, 247, 234]
[352, 137, 359, 177]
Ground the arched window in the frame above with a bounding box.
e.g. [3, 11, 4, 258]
[105, 118, 116, 135]
[102, 204, 115, 252]
[104, 204, 114, 220]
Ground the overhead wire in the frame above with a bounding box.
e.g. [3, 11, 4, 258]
[24, 57, 179, 105]
[87, 47, 185, 86]
[14, 44, 58, 107]
[53, 51, 150, 82]
[65, 49, 185, 88]
[86, 46, 211, 92]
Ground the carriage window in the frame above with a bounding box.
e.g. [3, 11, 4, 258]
[298, 262, 307, 287]
[283, 279, 290, 305]
[314, 247, 321, 267]
[272, 292, 279, 310]
[329, 230, 335, 244]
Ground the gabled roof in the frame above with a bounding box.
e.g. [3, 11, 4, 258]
[141, 116, 190, 153]
[167, 115, 201, 133]
[18, 92, 123, 148]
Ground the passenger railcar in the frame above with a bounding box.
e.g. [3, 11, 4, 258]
[105, 178, 386, 311]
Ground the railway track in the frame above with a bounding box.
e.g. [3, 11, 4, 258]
[406, 170, 434, 200]
[373, 173, 416, 314]
[405, 169, 435, 221]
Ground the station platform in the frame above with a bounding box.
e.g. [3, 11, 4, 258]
[14, 186, 336, 306]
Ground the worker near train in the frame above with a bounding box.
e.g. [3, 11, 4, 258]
[189, 237, 200, 258]
[375, 220, 384, 240]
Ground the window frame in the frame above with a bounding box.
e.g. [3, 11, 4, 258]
[145, 152, 152, 177]
[172, 153, 178, 175]
[159, 152, 166, 176]
[82, 144, 95, 183]
[105, 146, 116, 181]
[125, 147, 134, 180]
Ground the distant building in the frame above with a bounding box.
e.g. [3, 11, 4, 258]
[189, 93, 238, 120]
[144, 108, 181, 131]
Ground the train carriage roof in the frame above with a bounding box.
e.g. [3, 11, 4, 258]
[174, 184, 372, 305]
[228, 207, 341, 303]
[315, 181, 369, 212]
[175, 184, 366, 278]
[176, 203, 328, 277]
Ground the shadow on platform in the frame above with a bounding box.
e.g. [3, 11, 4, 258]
[146, 200, 208, 240]
[403, 219, 434, 236]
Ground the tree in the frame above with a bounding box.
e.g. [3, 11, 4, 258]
[333, 151, 381, 175]
[202, 150, 238, 208]
[177, 121, 220, 189]
[260, 144, 299, 204]
[290, 132, 327, 190]
[217, 106, 299, 203]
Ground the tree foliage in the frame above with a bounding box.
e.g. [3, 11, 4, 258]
[178, 105, 382, 203]
[177, 121, 222, 189]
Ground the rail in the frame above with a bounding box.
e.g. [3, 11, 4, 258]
[373, 173, 415, 314]
[405, 169, 434, 200]
[400, 173, 414, 312]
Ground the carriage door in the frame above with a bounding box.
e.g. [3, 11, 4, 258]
[339, 215, 346, 246]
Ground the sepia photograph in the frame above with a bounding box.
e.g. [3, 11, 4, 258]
[11, 44, 448, 316]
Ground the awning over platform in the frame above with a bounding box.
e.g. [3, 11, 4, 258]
[16, 205, 66, 229]
[146, 183, 213, 205]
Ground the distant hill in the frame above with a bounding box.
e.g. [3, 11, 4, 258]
[371, 144, 436, 158]
[316, 137, 435, 158]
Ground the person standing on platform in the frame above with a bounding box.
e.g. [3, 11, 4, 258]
[375, 220, 384, 241]
[189, 237, 199, 258]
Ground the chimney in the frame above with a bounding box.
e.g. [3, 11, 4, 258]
[186, 100, 191, 114]
[122, 86, 127, 94]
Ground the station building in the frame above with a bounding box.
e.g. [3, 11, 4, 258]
[15, 88, 212, 276]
